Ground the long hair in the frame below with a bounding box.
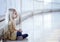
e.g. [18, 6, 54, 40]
[4, 8, 17, 40]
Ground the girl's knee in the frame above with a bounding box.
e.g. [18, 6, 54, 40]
[25, 34, 28, 37]
[22, 34, 28, 39]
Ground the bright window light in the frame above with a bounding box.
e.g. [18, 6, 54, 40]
[44, 0, 52, 4]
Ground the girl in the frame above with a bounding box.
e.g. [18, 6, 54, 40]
[3, 8, 28, 40]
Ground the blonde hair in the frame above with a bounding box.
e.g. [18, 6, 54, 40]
[8, 8, 16, 32]
[4, 8, 17, 40]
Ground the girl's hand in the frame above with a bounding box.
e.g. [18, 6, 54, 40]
[17, 29, 23, 32]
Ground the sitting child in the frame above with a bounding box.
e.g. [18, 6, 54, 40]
[3, 8, 28, 40]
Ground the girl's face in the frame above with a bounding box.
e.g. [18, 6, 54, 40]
[9, 9, 17, 20]
[12, 10, 17, 19]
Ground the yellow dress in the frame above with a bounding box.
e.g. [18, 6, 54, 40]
[10, 31, 17, 40]
[4, 20, 17, 40]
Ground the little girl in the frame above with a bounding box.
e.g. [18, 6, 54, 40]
[3, 8, 28, 40]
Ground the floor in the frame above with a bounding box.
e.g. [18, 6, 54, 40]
[3, 12, 60, 42]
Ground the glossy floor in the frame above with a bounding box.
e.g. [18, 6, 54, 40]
[6, 12, 60, 42]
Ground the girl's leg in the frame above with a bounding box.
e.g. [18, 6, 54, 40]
[17, 31, 23, 40]
[17, 36, 23, 40]
[17, 34, 28, 40]
[22, 34, 28, 39]
[17, 31, 22, 36]
[17, 31, 28, 40]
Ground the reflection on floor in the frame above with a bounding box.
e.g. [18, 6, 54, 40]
[6, 12, 60, 42]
